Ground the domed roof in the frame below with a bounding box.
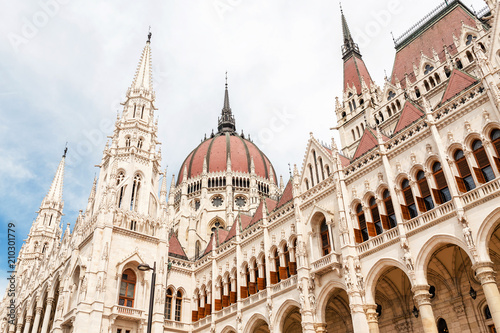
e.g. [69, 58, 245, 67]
[177, 77, 276, 185]
[177, 132, 276, 185]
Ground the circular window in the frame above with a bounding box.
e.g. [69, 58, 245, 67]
[211, 195, 223, 207]
[235, 196, 247, 208]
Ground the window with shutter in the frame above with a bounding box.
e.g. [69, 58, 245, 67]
[382, 189, 397, 228]
[353, 228, 363, 243]
[369, 197, 383, 235]
[402, 179, 418, 218]
[454, 150, 475, 191]
[416, 171, 434, 211]
[356, 204, 369, 241]
[432, 162, 451, 204]
[473, 140, 495, 182]
[320, 219, 331, 256]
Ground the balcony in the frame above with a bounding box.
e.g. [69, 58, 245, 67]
[310, 252, 341, 275]
[356, 227, 400, 256]
[271, 275, 297, 294]
[111, 305, 144, 321]
[164, 320, 188, 331]
[461, 178, 500, 208]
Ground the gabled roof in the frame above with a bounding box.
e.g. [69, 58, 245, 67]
[240, 214, 253, 230]
[344, 54, 372, 95]
[248, 198, 277, 227]
[339, 154, 351, 167]
[168, 233, 188, 260]
[275, 180, 293, 210]
[393, 100, 425, 133]
[440, 69, 478, 104]
[352, 128, 389, 160]
[202, 234, 214, 257]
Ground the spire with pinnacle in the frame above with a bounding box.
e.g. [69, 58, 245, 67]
[340, 5, 361, 60]
[43, 148, 67, 207]
[128, 32, 154, 97]
[217, 72, 236, 133]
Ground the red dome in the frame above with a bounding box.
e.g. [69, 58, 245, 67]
[178, 133, 276, 185]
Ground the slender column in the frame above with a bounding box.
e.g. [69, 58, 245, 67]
[314, 323, 327, 332]
[364, 304, 380, 333]
[40, 298, 54, 333]
[326, 219, 335, 252]
[413, 285, 438, 333]
[30, 307, 43, 333]
[21, 316, 31, 333]
[475, 262, 500, 330]
[15, 322, 23, 333]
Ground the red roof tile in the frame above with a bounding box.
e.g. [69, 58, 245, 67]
[393, 101, 425, 133]
[177, 133, 276, 185]
[391, 5, 476, 88]
[203, 234, 214, 256]
[440, 69, 478, 104]
[224, 218, 239, 243]
[344, 54, 372, 94]
[240, 214, 253, 230]
[249, 201, 264, 226]
[352, 128, 389, 160]
[265, 197, 277, 213]
[169, 233, 188, 259]
[275, 180, 293, 210]
[339, 154, 351, 167]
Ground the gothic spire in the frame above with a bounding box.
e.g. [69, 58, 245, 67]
[340, 6, 361, 60]
[43, 148, 66, 205]
[218, 72, 236, 133]
[129, 32, 153, 94]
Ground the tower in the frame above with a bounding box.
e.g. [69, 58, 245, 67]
[335, 7, 380, 156]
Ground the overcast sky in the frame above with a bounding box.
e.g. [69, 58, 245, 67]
[0, 0, 488, 292]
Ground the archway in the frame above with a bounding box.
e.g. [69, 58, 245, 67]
[324, 288, 352, 332]
[374, 266, 421, 331]
[425, 244, 481, 332]
[248, 318, 270, 333]
[281, 305, 301, 333]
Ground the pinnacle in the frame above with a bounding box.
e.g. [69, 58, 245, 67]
[130, 39, 153, 93]
[44, 151, 66, 204]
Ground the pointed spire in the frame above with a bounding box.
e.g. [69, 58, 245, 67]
[340, 6, 361, 59]
[44, 148, 67, 204]
[217, 72, 236, 133]
[160, 168, 168, 196]
[130, 33, 153, 94]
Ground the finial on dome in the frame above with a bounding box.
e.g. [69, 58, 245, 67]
[147, 26, 152, 43]
[218, 73, 236, 134]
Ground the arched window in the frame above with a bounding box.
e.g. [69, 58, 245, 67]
[466, 51, 474, 63]
[130, 174, 141, 211]
[273, 249, 281, 283]
[378, 111, 384, 122]
[119, 269, 136, 307]
[490, 129, 500, 163]
[401, 179, 418, 219]
[325, 165, 330, 176]
[352, 99, 356, 109]
[42, 242, 48, 253]
[175, 291, 182, 321]
[117, 171, 125, 208]
[396, 99, 401, 110]
[137, 138, 144, 149]
[424, 80, 430, 91]
[165, 288, 173, 319]
[434, 73, 441, 84]
[309, 164, 315, 187]
[484, 305, 492, 320]
[388, 90, 396, 100]
[437, 318, 449, 333]
[125, 136, 131, 148]
[283, 245, 290, 278]
[432, 162, 451, 204]
[454, 150, 475, 192]
[424, 64, 434, 74]
[195, 241, 201, 259]
[456, 58, 463, 69]
[319, 157, 325, 181]
[320, 218, 331, 256]
[369, 197, 383, 235]
[444, 66, 451, 78]
[416, 170, 434, 212]
[305, 178, 309, 190]
[48, 214, 53, 226]
[245, 265, 251, 296]
[415, 87, 421, 98]
[313, 150, 320, 184]
[133, 104, 137, 118]
[382, 189, 397, 229]
[472, 139, 495, 183]
[429, 76, 436, 88]
[387, 106, 392, 117]
[356, 126, 360, 138]
[141, 105, 145, 119]
[354, 204, 369, 243]
[352, 129, 356, 140]
[349, 101, 353, 112]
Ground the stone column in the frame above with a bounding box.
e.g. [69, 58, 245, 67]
[475, 262, 500, 330]
[15, 322, 23, 333]
[364, 304, 380, 333]
[21, 316, 31, 333]
[413, 285, 438, 333]
[30, 307, 43, 333]
[40, 298, 54, 333]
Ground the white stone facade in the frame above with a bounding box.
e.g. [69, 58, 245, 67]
[4, 2, 500, 333]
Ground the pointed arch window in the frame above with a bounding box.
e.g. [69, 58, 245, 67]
[454, 150, 475, 192]
[490, 129, 500, 169]
[165, 288, 173, 320]
[319, 156, 325, 181]
[175, 291, 182, 321]
[309, 164, 315, 187]
[313, 150, 320, 184]
[133, 104, 137, 118]
[117, 172, 125, 208]
[352, 129, 356, 141]
[472, 139, 495, 183]
[432, 162, 451, 204]
[416, 170, 434, 212]
[283, 245, 290, 278]
[245, 265, 251, 297]
[130, 174, 141, 211]
[444, 66, 451, 78]
[320, 218, 331, 256]
[401, 179, 418, 219]
[415, 87, 421, 98]
[456, 58, 463, 69]
[382, 189, 397, 229]
[354, 204, 369, 243]
[369, 197, 383, 235]
[42, 242, 48, 253]
[119, 269, 136, 307]
[125, 136, 131, 148]
[141, 105, 145, 119]
[271, 249, 281, 284]
[137, 138, 144, 149]
[195, 241, 201, 259]
[48, 214, 53, 226]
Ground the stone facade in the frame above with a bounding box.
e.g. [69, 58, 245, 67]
[4, 1, 500, 333]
